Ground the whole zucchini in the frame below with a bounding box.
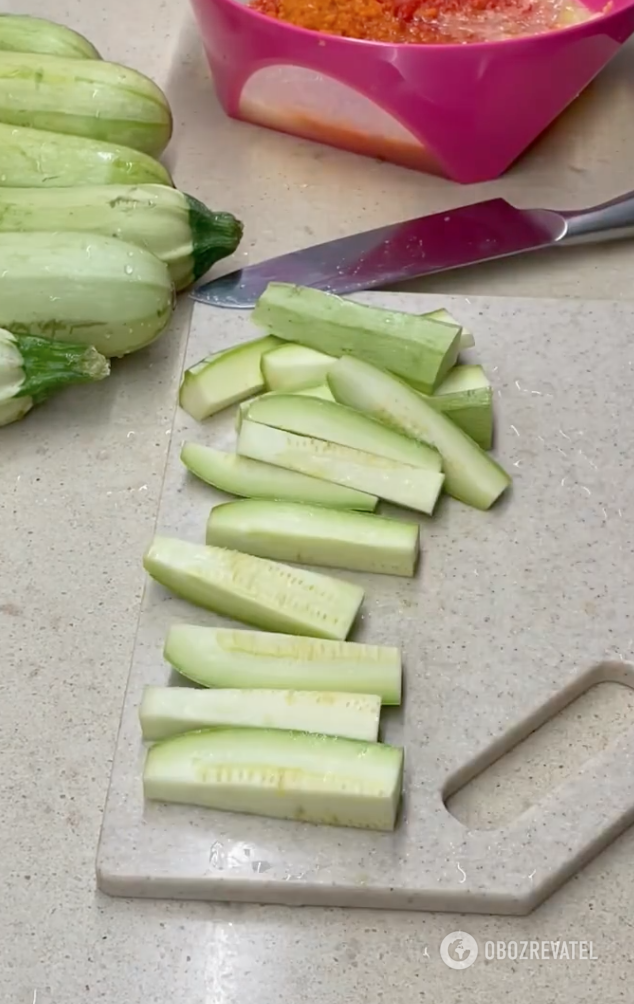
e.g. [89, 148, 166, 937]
[0, 52, 172, 156]
[0, 185, 243, 291]
[0, 232, 175, 357]
[0, 123, 172, 188]
[0, 15, 100, 59]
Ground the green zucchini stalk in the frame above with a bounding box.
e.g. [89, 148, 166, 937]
[0, 328, 109, 427]
[187, 194, 244, 283]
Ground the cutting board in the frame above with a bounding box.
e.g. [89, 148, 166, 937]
[96, 293, 634, 915]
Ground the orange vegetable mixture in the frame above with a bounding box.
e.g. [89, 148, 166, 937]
[250, 0, 594, 44]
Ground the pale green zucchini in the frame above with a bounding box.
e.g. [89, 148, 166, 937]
[237, 418, 445, 515]
[165, 624, 402, 704]
[0, 327, 109, 427]
[180, 443, 378, 511]
[0, 14, 101, 59]
[424, 308, 475, 350]
[179, 336, 281, 421]
[236, 383, 334, 431]
[252, 283, 461, 392]
[0, 52, 172, 156]
[425, 364, 493, 449]
[139, 686, 382, 742]
[246, 392, 441, 470]
[328, 356, 510, 510]
[0, 185, 243, 291]
[0, 123, 172, 187]
[143, 727, 404, 829]
[261, 343, 336, 391]
[206, 499, 420, 576]
[0, 232, 174, 357]
[143, 536, 364, 640]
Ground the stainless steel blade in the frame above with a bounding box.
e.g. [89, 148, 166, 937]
[191, 190, 634, 309]
[191, 199, 563, 308]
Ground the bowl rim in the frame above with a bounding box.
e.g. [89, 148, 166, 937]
[213, 0, 634, 52]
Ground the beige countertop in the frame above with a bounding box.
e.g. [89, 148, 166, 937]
[2, 1, 634, 1000]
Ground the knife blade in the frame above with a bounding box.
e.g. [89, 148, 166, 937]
[191, 190, 634, 309]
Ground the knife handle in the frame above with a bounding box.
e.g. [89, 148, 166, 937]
[559, 189, 634, 245]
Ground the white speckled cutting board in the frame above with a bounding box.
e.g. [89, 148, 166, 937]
[96, 293, 634, 915]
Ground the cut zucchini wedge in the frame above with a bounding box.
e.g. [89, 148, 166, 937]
[328, 356, 510, 510]
[291, 382, 334, 400]
[143, 536, 364, 639]
[246, 393, 441, 471]
[252, 283, 461, 392]
[424, 308, 475, 350]
[206, 499, 420, 576]
[179, 335, 280, 421]
[427, 364, 493, 450]
[165, 625, 402, 704]
[180, 443, 378, 511]
[236, 383, 335, 431]
[238, 418, 444, 516]
[143, 727, 404, 830]
[261, 343, 336, 391]
[139, 686, 382, 742]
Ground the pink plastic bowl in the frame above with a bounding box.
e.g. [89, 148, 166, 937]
[190, 0, 634, 182]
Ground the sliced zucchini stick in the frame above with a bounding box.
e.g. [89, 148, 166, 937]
[143, 536, 364, 640]
[252, 282, 461, 392]
[238, 418, 445, 516]
[165, 624, 402, 704]
[426, 364, 493, 450]
[261, 343, 336, 391]
[424, 308, 475, 350]
[143, 727, 404, 830]
[236, 383, 334, 431]
[179, 335, 281, 421]
[328, 356, 510, 510]
[246, 393, 441, 471]
[290, 383, 334, 400]
[139, 686, 381, 742]
[180, 443, 378, 511]
[206, 500, 420, 576]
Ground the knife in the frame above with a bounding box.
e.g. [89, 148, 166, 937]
[191, 190, 634, 309]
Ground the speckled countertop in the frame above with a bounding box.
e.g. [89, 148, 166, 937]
[3, 1, 634, 1001]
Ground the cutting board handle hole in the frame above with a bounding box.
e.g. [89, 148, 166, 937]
[444, 664, 634, 830]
